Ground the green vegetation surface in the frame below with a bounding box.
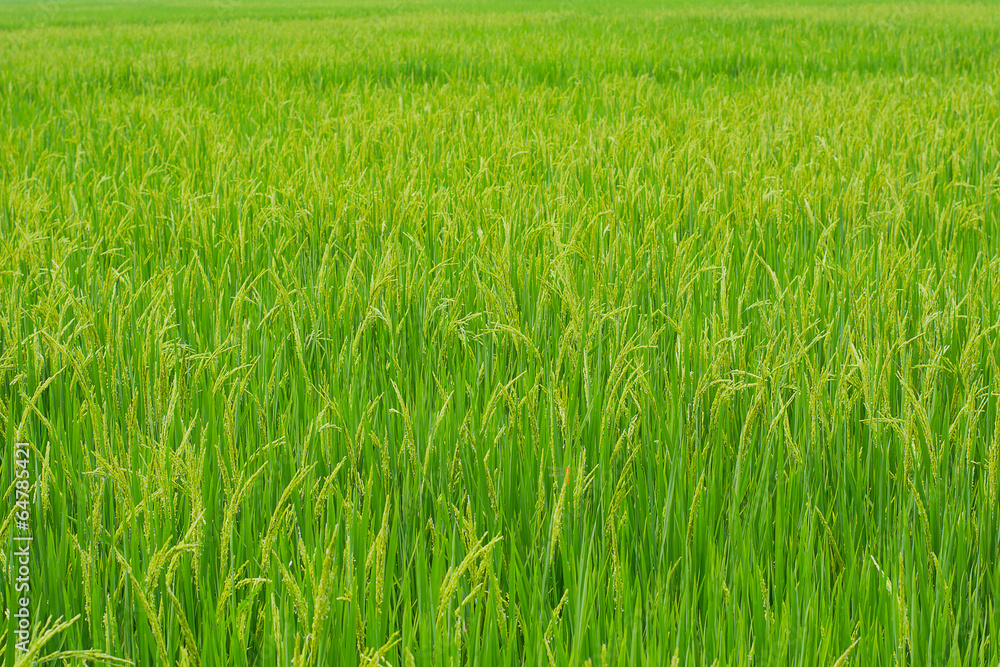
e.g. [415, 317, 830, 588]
[1, 0, 999, 664]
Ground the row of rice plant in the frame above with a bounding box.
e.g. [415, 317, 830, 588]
[1, 2, 998, 665]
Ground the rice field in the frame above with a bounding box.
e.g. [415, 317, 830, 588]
[1, 0, 999, 665]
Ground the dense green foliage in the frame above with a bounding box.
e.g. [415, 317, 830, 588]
[2, 1, 999, 664]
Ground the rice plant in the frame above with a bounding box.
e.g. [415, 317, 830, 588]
[1, 1, 998, 665]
